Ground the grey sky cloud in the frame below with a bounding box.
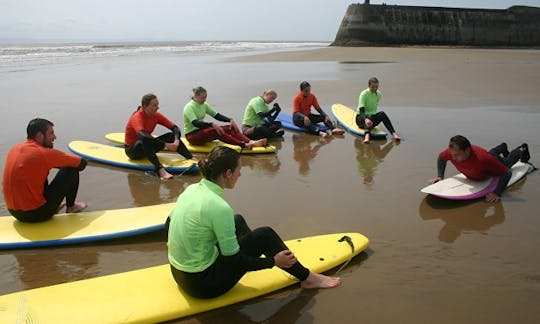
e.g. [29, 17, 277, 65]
[1, 0, 539, 42]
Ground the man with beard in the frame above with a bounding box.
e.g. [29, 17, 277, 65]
[2, 118, 88, 222]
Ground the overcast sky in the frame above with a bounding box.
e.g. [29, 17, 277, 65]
[1, 0, 539, 43]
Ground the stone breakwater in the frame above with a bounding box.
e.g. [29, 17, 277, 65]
[332, 3, 540, 47]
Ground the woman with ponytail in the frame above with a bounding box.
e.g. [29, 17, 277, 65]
[167, 146, 341, 298]
[124, 93, 193, 179]
[183, 87, 267, 149]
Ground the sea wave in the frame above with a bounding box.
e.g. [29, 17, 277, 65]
[0, 41, 328, 71]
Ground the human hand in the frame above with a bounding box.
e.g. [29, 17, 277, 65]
[212, 123, 225, 135]
[274, 250, 297, 269]
[304, 116, 311, 126]
[165, 139, 179, 151]
[485, 192, 501, 203]
[365, 118, 373, 128]
[230, 119, 240, 133]
[324, 115, 331, 123]
[428, 177, 442, 184]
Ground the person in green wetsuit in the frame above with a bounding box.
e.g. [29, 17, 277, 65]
[356, 77, 401, 144]
[183, 87, 267, 149]
[167, 146, 342, 299]
[242, 89, 284, 140]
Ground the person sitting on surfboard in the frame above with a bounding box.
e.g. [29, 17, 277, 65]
[124, 93, 193, 180]
[183, 86, 267, 150]
[241, 89, 284, 140]
[292, 81, 345, 138]
[356, 77, 400, 144]
[2, 118, 88, 222]
[167, 146, 341, 299]
[429, 135, 530, 203]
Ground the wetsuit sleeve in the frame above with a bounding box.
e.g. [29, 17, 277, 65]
[437, 157, 447, 178]
[221, 251, 275, 271]
[192, 120, 213, 129]
[312, 95, 327, 118]
[171, 125, 181, 139]
[357, 107, 366, 120]
[493, 169, 512, 196]
[78, 158, 87, 171]
[214, 113, 231, 122]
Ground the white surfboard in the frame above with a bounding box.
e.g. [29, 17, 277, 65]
[421, 161, 533, 200]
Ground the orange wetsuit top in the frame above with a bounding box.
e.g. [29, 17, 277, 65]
[2, 139, 82, 211]
[124, 109, 175, 146]
[292, 92, 323, 116]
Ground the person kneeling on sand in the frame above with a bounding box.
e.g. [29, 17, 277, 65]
[168, 146, 341, 299]
[3, 118, 88, 222]
[293, 81, 345, 138]
[428, 135, 531, 203]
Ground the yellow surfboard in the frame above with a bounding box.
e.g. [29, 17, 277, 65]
[105, 132, 276, 154]
[331, 104, 387, 138]
[0, 232, 369, 323]
[68, 140, 199, 172]
[0, 203, 174, 249]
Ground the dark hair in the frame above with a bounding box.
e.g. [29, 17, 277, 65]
[449, 135, 471, 150]
[199, 146, 240, 182]
[368, 77, 379, 85]
[192, 86, 207, 97]
[141, 93, 157, 108]
[300, 81, 310, 91]
[27, 118, 54, 139]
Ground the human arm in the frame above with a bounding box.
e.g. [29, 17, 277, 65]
[428, 157, 447, 184]
[486, 168, 512, 202]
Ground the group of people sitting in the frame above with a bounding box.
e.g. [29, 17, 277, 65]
[1, 76, 532, 300]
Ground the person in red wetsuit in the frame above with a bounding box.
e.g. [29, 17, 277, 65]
[2, 118, 88, 222]
[292, 81, 344, 138]
[429, 135, 530, 202]
[124, 93, 193, 180]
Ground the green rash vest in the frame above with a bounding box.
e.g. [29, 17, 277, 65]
[242, 96, 269, 127]
[183, 99, 218, 134]
[168, 178, 239, 273]
[357, 88, 382, 116]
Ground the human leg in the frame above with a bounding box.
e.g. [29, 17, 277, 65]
[156, 133, 192, 159]
[242, 125, 271, 140]
[239, 227, 310, 281]
[369, 111, 400, 140]
[502, 144, 529, 167]
[488, 143, 509, 158]
[185, 128, 220, 145]
[46, 167, 87, 213]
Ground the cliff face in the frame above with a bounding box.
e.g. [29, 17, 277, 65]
[332, 4, 540, 46]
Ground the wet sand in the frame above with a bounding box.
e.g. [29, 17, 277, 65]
[1, 46, 540, 323]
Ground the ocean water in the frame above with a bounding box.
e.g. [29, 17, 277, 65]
[0, 41, 328, 73]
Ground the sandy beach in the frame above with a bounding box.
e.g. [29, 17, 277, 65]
[1, 45, 539, 323]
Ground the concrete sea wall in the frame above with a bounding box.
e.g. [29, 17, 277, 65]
[332, 3, 540, 47]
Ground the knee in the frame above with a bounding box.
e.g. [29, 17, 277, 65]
[253, 226, 279, 240]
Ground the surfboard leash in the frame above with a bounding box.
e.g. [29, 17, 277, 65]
[334, 235, 354, 275]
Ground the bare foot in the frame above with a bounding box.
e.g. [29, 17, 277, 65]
[319, 131, 329, 138]
[363, 133, 371, 144]
[332, 128, 345, 135]
[158, 168, 173, 180]
[392, 133, 401, 141]
[56, 202, 66, 214]
[248, 139, 267, 148]
[66, 202, 88, 213]
[300, 272, 342, 289]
